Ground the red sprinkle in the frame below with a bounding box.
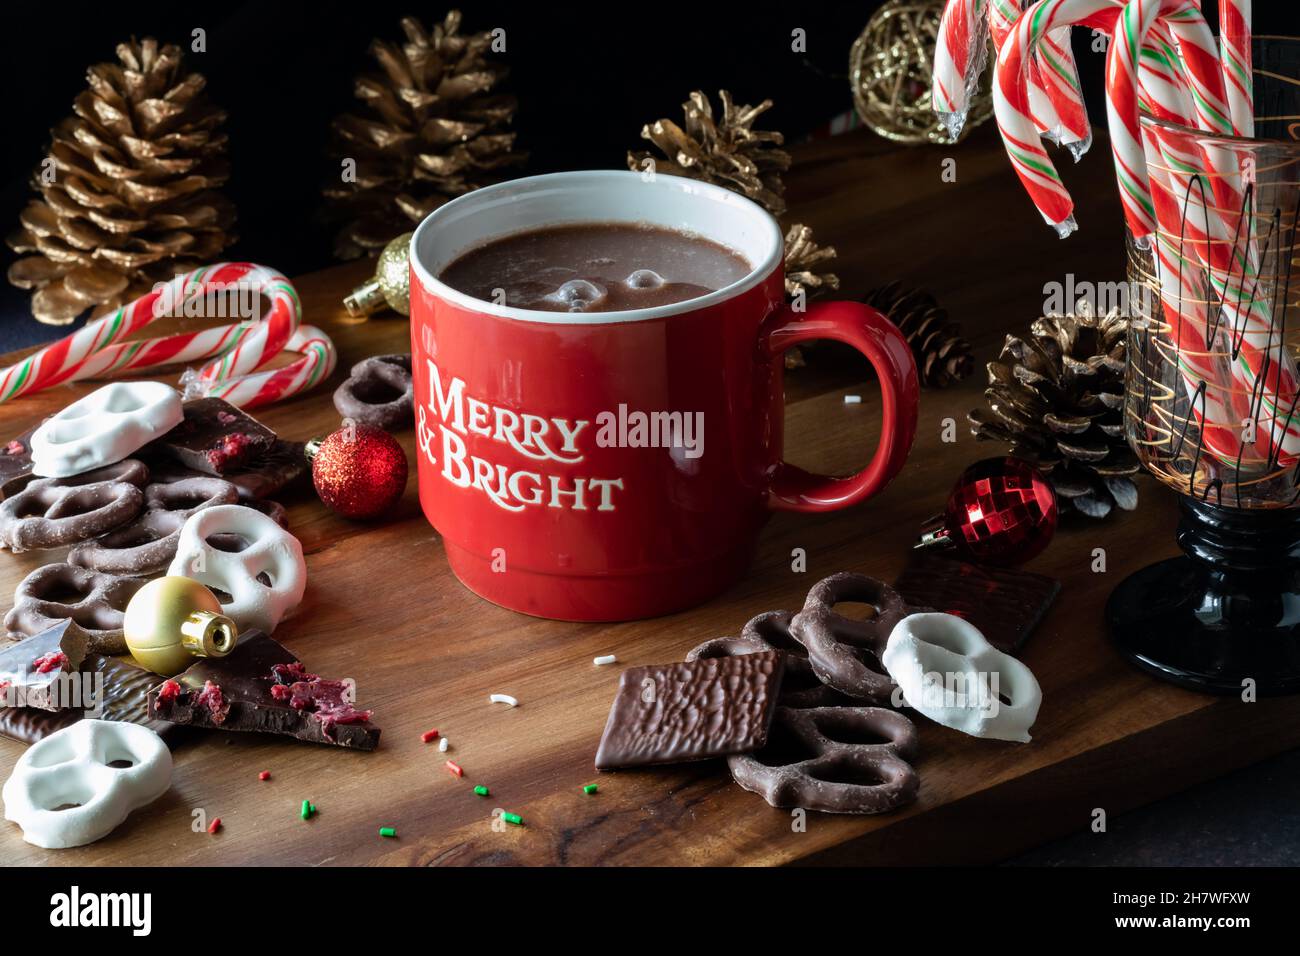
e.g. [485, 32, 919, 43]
[421, 729, 440, 743]
[259, 771, 271, 781]
[445, 760, 463, 778]
[31, 651, 68, 674]
[157, 679, 182, 705]
[208, 817, 222, 834]
[4, 440, 24, 456]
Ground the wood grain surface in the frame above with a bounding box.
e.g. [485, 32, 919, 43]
[3, 124, 1297, 866]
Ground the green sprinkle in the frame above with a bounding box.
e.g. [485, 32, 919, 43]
[301, 800, 314, 820]
[583, 784, 598, 795]
[379, 826, 396, 838]
[502, 812, 523, 826]
[474, 785, 490, 797]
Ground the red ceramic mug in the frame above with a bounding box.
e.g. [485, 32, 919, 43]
[410, 171, 918, 621]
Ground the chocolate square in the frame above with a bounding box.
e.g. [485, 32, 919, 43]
[893, 553, 1060, 654]
[147, 631, 380, 750]
[0, 653, 177, 744]
[0, 620, 88, 711]
[594, 651, 785, 770]
[152, 398, 278, 475]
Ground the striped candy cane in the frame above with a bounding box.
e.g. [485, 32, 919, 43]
[989, 0, 1092, 157]
[1219, 0, 1254, 138]
[0, 263, 336, 409]
[1120, 1, 1298, 464]
[934, 0, 992, 139]
[993, 0, 1226, 236]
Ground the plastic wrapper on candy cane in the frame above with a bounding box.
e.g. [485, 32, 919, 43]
[0, 263, 337, 410]
[934, 0, 992, 140]
[992, 0, 1216, 237]
[988, 0, 1091, 159]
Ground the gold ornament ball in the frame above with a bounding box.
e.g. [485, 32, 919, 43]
[850, 0, 993, 145]
[343, 232, 412, 318]
[123, 577, 238, 676]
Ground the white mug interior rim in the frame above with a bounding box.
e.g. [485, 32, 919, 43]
[410, 170, 785, 325]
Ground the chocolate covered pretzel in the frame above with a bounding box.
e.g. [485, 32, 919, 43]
[0, 460, 148, 552]
[789, 573, 926, 703]
[688, 611, 859, 708]
[4, 563, 146, 654]
[0, 423, 39, 499]
[728, 705, 921, 815]
[69, 477, 239, 574]
[333, 354, 413, 430]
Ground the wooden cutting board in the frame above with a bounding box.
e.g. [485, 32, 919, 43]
[2, 124, 1297, 866]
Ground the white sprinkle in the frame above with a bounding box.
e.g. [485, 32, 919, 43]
[489, 693, 518, 708]
[843, 394, 863, 405]
[438, 736, 450, 752]
[593, 654, 617, 666]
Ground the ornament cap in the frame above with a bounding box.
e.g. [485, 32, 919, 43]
[179, 610, 238, 659]
[914, 513, 953, 551]
[343, 280, 387, 317]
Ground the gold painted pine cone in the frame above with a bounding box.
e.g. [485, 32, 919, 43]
[325, 11, 525, 260]
[6, 38, 235, 325]
[628, 90, 791, 217]
[969, 301, 1140, 519]
[784, 224, 839, 300]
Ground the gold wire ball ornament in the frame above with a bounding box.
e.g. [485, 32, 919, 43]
[850, 0, 993, 145]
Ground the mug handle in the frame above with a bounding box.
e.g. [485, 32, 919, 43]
[758, 301, 919, 512]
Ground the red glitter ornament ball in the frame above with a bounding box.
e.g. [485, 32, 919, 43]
[936, 457, 1058, 566]
[308, 424, 408, 520]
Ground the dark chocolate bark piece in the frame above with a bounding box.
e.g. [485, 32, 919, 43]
[141, 439, 308, 501]
[147, 631, 380, 750]
[0, 620, 89, 711]
[0, 653, 178, 744]
[152, 398, 278, 475]
[594, 651, 785, 770]
[893, 553, 1060, 654]
[0, 423, 39, 499]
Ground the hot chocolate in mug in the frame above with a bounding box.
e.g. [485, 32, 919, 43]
[410, 170, 918, 621]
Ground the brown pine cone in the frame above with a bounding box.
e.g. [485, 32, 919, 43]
[863, 281, 974, 389]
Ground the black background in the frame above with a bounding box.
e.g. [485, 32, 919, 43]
[0, 0, 1065, 348]
[2, 1, 1293, 349]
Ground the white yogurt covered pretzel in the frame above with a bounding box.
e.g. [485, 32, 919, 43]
[168, 504, 306, 633]
[30, 382, 183, 478]
[3, 719, 172, 848]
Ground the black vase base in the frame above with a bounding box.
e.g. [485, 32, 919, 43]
[1107, 555, 1300, 696]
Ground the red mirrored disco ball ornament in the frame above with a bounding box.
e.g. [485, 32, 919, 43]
[917, 457, 1058, 566]
[306, 424, 408, 520]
